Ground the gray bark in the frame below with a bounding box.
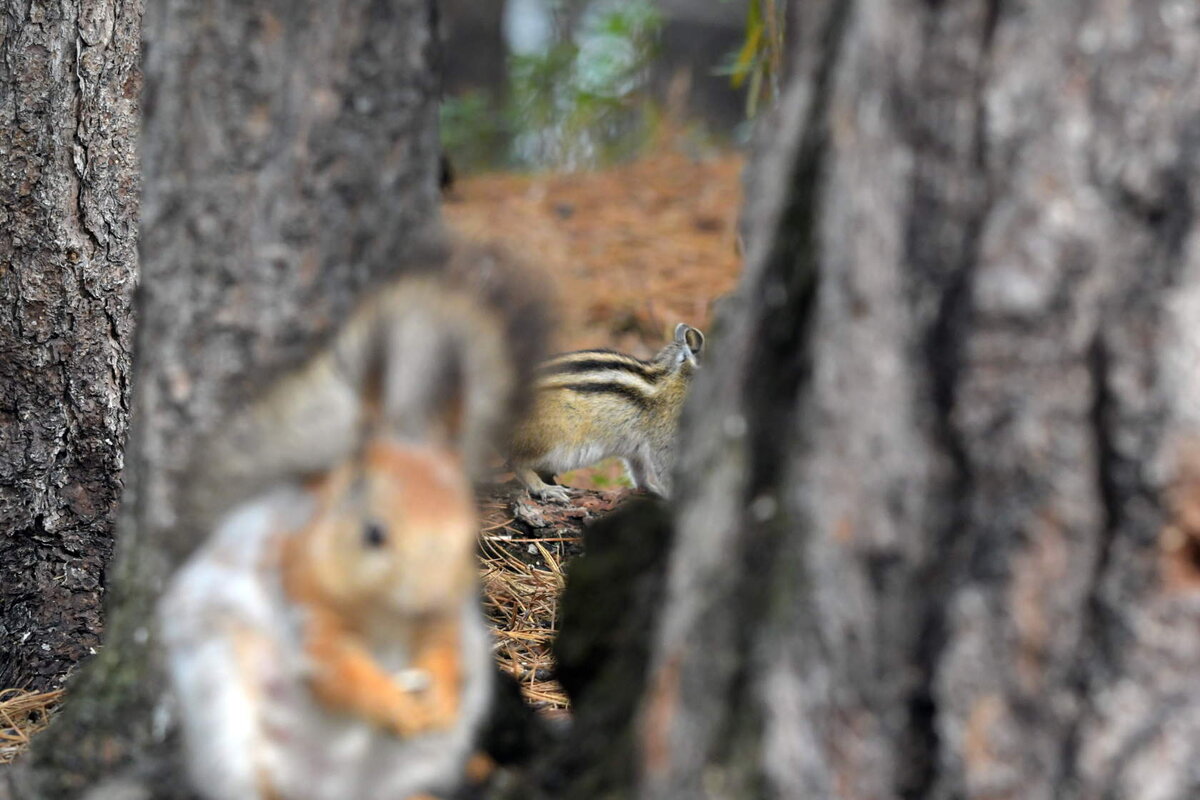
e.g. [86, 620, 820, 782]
[0, 0, 140, 691]
[7, 0, 443, 795]
[632, 1, 1200, 798]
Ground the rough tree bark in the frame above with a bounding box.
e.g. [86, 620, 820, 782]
[0, 0, 141, 691]
[625, 1, 1200, 799]
[4, 0, 443, 796]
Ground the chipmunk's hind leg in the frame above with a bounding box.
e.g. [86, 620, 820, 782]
[627, 454, 668, 497]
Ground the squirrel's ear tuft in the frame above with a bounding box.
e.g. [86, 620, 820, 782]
[426, 342, 467, 446]
[358, 333, 388, 433]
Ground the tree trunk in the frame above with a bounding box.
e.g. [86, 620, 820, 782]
[0, 0, 141, 691]
[629, 1, 1200, 798]
[6, 0, 443, 795]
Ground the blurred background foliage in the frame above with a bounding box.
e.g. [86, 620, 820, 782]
[439, 0, 777, 173]
[720, 0, 785, 117]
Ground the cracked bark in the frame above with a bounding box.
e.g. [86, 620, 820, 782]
[0, 0, 140, 691]
[2, 0, 442, 796]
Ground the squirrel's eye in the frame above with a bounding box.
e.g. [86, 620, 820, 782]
[363, 522, 387, 548]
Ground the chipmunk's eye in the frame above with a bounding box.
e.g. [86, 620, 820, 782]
[363, 522, 387, 548]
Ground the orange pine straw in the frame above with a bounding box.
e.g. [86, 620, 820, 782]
[0, 688, 62, 764]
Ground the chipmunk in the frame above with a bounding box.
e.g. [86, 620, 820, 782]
[509, 323, 704, 502]
[161, 244, 548, 800]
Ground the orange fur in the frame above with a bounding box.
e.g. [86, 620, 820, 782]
[410, 620, 463, 727]
[465, 752, 496, 784]
[301, 605, 459, 737]
[280, 439, 477, 738]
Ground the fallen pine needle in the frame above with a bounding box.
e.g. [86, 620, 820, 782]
[0, 688, 62, 764]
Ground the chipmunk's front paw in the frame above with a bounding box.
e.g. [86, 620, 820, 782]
[532, 484, 574, 504]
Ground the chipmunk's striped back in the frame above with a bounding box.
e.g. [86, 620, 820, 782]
[538, 349, 665, 380]
[509, 325, 705, 501]
[534, 349, 668, 410]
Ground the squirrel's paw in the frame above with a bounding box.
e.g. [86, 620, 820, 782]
[388, 693, 459, 738]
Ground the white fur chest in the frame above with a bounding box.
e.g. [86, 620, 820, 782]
[159, 489, 491, 800]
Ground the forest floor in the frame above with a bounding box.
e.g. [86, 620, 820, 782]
[444, 147, 743, 353]
[0, 145, 744, 759]
[452, 145, 745, 715]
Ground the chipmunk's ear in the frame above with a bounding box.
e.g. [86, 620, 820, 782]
[675, 323, 704, 358]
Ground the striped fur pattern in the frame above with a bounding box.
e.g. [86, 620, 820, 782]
[509, 323, 704, 501]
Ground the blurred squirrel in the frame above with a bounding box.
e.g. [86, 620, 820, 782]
[509, 323, 704, 502]
[161, 241, 547, 800]
[186, 241, 547, 528]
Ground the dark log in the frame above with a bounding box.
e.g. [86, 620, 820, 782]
[476, 488, 674, 800]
